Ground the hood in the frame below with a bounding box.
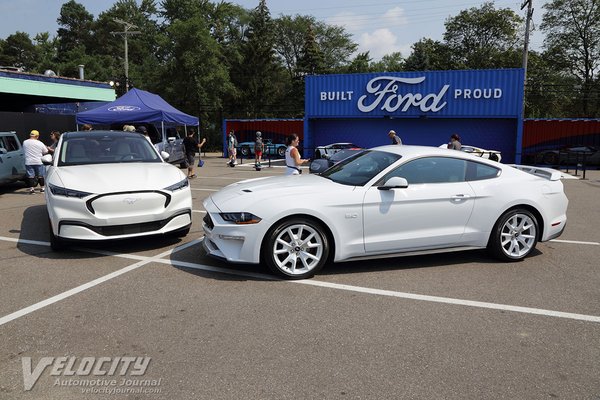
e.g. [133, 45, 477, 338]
[51, 163, 186, 193]
[210, 174, 339, 211]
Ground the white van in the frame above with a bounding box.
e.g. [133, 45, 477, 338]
[0, 132, 26, 185]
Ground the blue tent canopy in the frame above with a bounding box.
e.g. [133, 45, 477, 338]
[76, 88, 199, 126]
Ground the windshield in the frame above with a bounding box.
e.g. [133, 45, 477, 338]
[58, 134, 162, 166]
[320, 150, 401, 186]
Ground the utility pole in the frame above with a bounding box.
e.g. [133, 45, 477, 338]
[521, 0, 534, 87]
[111, 18, 141, 92]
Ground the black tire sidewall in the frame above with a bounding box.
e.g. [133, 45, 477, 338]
[489, 209, 538, 261]
[263, 218, 329, 279]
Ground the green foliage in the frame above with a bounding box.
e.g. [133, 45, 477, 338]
[2, 0, 600, 121]
[443, 2, 523, 69]
[541, 0, 600, 115]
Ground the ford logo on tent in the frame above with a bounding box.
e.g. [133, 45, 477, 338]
[108, 105, 141, 112]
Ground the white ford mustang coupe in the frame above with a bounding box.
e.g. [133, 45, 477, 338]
[44, 131, 192, 250]
[202, 145, 568, 279]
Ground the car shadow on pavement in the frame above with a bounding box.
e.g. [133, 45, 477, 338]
[15, 205, 188, 260]
[320, 248, 543, 277]
[0, 181, 27, 195]
[170, 245, 543, 281]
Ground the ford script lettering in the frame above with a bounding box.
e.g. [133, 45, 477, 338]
[108, 106, 141, 112]
[357, 76, 449, 113]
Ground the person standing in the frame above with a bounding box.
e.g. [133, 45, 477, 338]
[23, 130, 49, 194]
[254, 131, 264, 168]
[227, 131, 238, 167]
[183, 131, 206, 179]
[388, 130, 402, 145]
[447, 134, 462, 150]
[48, 131, 61, 154]
[284, 133, 308, 176]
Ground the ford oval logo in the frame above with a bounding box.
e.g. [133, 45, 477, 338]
[108, 105, 141, 112]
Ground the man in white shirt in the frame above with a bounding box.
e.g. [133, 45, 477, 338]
[23, 130, 49, 193]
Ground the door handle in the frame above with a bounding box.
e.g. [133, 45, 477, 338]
[451, 194, 471, 200]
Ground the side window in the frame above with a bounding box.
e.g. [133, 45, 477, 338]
[381, 157, 467, 184]
[0, 137, 6, 151]
[4, 136, 20, 152]
[466, 161, 501, 181]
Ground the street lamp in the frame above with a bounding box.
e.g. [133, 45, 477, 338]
[111, 18, 141, 92]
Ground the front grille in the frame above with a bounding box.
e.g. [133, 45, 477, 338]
[100, 220, 164, 236]
[60, 210, 191, 237]
[203, 213, 214, 230]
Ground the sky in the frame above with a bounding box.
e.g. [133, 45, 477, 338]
[0, 0, 545, 60]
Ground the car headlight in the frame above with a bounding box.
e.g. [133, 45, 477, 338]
[48, 183, 93, 198]
[220, 212, 262, 225]
[163, 178, 189, 192]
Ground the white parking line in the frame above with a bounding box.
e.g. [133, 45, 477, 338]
[192, 210, 206, 214]
[1, 236, 600, 325]
[0, 237, 201, 327]
[550, 239, 600, 245]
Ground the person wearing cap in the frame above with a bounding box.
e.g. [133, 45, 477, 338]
[388, 130, 402, 145]
[22, 130, 49, 194]
[254, 131, 264, 168]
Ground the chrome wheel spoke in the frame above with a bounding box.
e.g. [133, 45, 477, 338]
[273, 223, 324, 275]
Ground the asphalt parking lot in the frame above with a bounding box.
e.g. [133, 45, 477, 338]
[1, 154, 599, 400]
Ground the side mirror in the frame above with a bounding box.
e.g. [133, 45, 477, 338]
[161, 151, 170, 161]
[378, 176, 408, 190]
[41, 154, 53, 165]
[0, 148, 7, 155]
[309, 159, 330, 174]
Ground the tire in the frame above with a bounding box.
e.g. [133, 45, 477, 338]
[48, 217, 66, 251]
[240, 146, 250, 157]
[263, 218, 329, 279]
[488, 209, 538, 261]
[277, 146, 286, 158]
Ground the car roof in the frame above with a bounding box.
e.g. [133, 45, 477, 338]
[62, 130, 144, 140]
[372, 144, 500, 164]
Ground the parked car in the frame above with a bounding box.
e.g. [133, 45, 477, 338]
[0, 131, 26, 185]
[314, 143, 361, 159]
[109, 124, 187, 168]
[202, 145, 568, 279]
[43, 131, 192, 250]
[535, 145, 600, 165]
[439, 144, 501, 162]
[310, 148, 364, 173]
[237, 139, 287, 158]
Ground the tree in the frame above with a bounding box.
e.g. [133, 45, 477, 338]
[443, 2, 523, 69]
[1, 32, 36, 70]
[404, 38, 454, 71]
[232, 0, 281, 117]
[344, 52, 372, 73]
[56, 0, 94, 58]
[541, 0, 600, 116]
[370, 52, 404, 72]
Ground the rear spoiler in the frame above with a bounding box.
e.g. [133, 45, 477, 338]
[508, 165, 563, 181]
